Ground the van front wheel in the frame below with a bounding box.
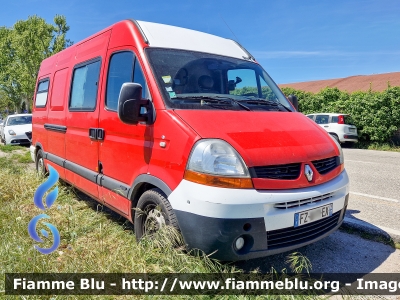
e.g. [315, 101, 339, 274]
[134, 188, 179, 241]
[36, 149, 47, 176]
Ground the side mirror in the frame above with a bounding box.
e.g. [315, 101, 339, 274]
[117, 83, 150, 125]
[287, 94, 299, 111]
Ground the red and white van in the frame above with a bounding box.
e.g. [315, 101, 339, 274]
[31, 20, 349, 261]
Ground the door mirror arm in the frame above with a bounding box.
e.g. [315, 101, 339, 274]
[117, 83, 154, 125]
[287, 94, 299, 111]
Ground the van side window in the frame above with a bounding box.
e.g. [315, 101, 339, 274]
[133, 59, 149, 99]
[35, 79, 50, 107]
[106, 52, 134, 111]
[70, 60, 101, 111]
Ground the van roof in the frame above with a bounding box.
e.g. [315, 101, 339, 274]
[136, 20, 252, 60]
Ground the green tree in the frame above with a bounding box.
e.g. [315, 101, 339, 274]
[0, 15, 72, 112]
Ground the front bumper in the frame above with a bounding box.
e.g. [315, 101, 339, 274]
[30, 145, 36, 163]
[168, 170, 349, 261]
[6, 133, 31, 145]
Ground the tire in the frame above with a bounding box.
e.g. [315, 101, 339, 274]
[331, 134, 341, 145]
[36, 149, 47, 176]
[134, 188, 179, 241]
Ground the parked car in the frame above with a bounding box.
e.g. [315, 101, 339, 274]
[1, 114, 32, 145]
[0, 120, 4, 138]
[306, 113, 358, 144]
[30, 20, 349, 261]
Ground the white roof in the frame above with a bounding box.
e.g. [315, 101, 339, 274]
[137, 21, 249, 60]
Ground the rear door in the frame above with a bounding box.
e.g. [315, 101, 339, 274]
[64, 31, 111, 199]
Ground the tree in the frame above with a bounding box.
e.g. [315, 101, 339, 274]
[0, 15, 72, 112]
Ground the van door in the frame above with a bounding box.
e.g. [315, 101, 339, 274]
[64, 31, 111, 199]
[98, 48, 151, 216]
[45, 68, 69, 178]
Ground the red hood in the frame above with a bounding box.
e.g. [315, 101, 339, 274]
[174, 110, 338, 168]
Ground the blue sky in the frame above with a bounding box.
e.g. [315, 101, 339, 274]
[1, 0, 399, 84]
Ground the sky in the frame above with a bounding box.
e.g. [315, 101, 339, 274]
[1, 0, 399, 84]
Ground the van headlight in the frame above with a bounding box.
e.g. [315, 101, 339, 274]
[184, 139, 253, 189]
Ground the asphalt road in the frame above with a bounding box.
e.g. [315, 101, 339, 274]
[239, 148, 400, 274]
[343, 148, 400, 232]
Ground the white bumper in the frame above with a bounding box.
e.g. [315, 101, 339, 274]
[30, 145, 36, 163]
[168, 170, 349, 232]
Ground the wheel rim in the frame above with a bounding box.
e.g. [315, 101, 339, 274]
[143, 205, 166, 235]
[38, 157, 44, 173]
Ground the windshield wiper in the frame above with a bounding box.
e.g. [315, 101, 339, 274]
[173, 95, 251, 111]
[240, 98, 292, 112]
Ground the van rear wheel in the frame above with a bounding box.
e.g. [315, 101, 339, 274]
[134, 188, 179, 241]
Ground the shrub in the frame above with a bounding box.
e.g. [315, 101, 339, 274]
[281, 87, 400, 143]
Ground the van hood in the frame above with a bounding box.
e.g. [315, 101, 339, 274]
[174, 110, 338, 167]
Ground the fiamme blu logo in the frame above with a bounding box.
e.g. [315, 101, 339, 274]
[28, 165, 60, 254]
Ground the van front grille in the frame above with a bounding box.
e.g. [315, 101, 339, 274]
[274, 192, 334, 209]
[312, 157, 339, 175]
[266, 211, 340, 249]
[250, 163, 301, 180]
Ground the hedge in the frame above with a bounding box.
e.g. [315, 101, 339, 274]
[281, 86, 400, 143]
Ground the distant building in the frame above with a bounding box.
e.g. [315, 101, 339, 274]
[279, 72, 400, 93]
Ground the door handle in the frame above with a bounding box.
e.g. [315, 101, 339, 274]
[89, 128, 105, 140]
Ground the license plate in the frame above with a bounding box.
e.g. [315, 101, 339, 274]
[294, 204, 333, 227]
[349, 128, 355, 133]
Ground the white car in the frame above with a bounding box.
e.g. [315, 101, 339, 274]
[1, 114, 32, 145]
[306, 113, 358, 144]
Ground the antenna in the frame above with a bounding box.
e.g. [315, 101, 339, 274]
[219, 13, 240, 43]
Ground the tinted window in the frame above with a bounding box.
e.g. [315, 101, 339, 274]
[146, 48, 292, 111]
[331, 116, 338, 123]
[315, 115, 329, 124]
[35, 79, 49, 107]
[106, 52, 134, 111]
[307, 115, 314, 120]
[70, 60, 101, 111]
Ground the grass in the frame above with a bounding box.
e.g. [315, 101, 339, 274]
[0, 144, 27, 152]
[353, 141, 400, 152]
[339, 225, 397, 249]
[0, 155, 325, 299]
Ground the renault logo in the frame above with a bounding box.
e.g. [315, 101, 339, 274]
[304, 165, 313, 182]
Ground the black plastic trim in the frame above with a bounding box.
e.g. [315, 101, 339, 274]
[344, 135, 358, 139]
[44, 123, 67, 133]
[174, 210, 343, 261]
[46, 152, 65, 167]
[64, 160, 98, 183]
[230, 40, 256, 61]
[130, 19, 149, 44]
[99, 175, 130, 198]
[128, 174, 172, 200]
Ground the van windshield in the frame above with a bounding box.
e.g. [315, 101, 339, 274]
[146, 48, 293, 112]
